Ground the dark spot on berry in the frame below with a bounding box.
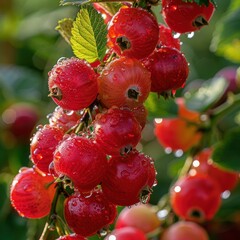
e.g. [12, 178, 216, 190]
[49, 87, 62, 100]
[127, 88, 139, 100]
[117, 36, 131, 52]
[193, 16, 208, 28]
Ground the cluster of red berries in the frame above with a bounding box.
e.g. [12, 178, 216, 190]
[9, 0, 218, 239]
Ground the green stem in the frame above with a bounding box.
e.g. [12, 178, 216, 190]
[39, 182, 64, 240]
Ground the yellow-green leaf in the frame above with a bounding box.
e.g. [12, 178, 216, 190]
[70, 4, 107, 63]
[55, 18, 73, 45]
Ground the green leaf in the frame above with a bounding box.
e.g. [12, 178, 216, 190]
[70, 5, 107, 63]
[144, 93, 178, 119]
[211, 9, 240, 63]
[212, 128, 240, 171]
[60, 0, 90, 6]
[56, 18, 73, 44]
[184, 77, 229, 112]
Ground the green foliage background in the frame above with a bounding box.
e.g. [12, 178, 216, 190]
[0, 0, 240, 239]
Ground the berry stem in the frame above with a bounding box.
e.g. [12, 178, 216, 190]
[39, 182, 64, 240]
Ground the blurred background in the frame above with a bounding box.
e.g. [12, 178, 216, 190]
[0, 0, 240, 239]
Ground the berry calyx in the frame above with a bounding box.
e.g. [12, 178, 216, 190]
[48, 57, 98, 111]
[97, 57, 151, 109]
[162, 0, 215, 34]
[64, 190, 117, 237]
[108, 7, 159, 59]
[53, 135, 108, 192]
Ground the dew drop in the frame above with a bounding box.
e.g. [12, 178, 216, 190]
[187, 32, 195, 39]
[98, 228, 108, 237]
[173, 32, 181, 39]
[222, 190, 231, 199]
[157, 209, 168, 220]
[57, 57, 67, 64]
[174, 149, 183, 157]
[165, 147, 172, 154]
[36, 125, 43, 131]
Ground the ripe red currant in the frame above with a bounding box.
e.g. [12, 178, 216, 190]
[108, 7, 159, 59]
[64, 190, 117, 237]
[161, 0, 215, 34]
[170, 174, 222, 222]
[10, 167, 55, 219]
[2, 102, 39, 143]
[93, 107, 142, 156]
[141, 46, 189, 96]
[154, 118, 202, 152]
[102, 150, 156, 206]
[105, 227, 147, 240]
[116, 204, 161, 234]
[161, 221, 209, 240]
[190, 148, 239, 192]
[48, 106, 82, 132]
[53, 135, 107, 192]
[30, 124, 64, 174]
[98, 57, 151, 109]
[48, 57, 98, 110]
[158, 23, 181, 50]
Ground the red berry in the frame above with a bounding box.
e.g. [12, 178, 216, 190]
[53, 135, 107, 192]
[48, 57, 98, 110]
[142, 47, 189, 95]
[10, 167, 55, 219]
[161, 221, 209, 240]
[104, 227, 147, 240]
[93, 107, 142, 156]
[64, 190, 117, 237]
[102, 150, 155, 206]
[108, 7, 159, 59]
[190, 148, 239, 192]
[98, 57, 151, 109]
[130, 105, 148, 130]
[2, 102, 39, 143]
[162, 0, 215, 34]
[158, 23, 181, 50]
[30, 124, 64, 174]
[170, 174, 221, 222]
[56, 234, 87, 240]
[154, 118, 202, 152]
[116, 204, 161, 234]
[48, 106, 82, 132]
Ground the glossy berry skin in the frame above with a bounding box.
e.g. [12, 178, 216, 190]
[116, 204, 161, 234]
[190, 148, 239, 192]
[158, 23, 181, 50]
[48, 106, 82, 132]
[48, 57, 98, 110]
[105, 227, 147, 240]
[161, 221, 209, 240]
[154, 118, 202, 152]
[102, 150, 156, 206]
[53, 135, 107, 192]
[10, 167, 55, 219]
[30, 124, 64, 174]
[108, 7, 159, 59]
[93, 107, 142, 156]
[1, 103, 39, 143]
[170, 174, 221, 222]
[56, 234, 87, 240]
[131, 105, 148, 130]
[64, 190, 117, 237]
[98, 57, 151, 109]
[162, 0, 215, 34]
[142, 47, 189, 94]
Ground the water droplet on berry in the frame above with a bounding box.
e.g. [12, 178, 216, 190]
[187, 32, 195, 38]
[71, 199, 78, 207]
[157, 209, 169, 220]
[36, 125, 43, 130]
[65, 110, 75, 116]
[173, 32, 181, 39]
[164, 147, 172, 154]
[19, 167, 29, 173]
[46, 113, 53, 119]
[57, 57, 67, 64]
[222, 190, 231, 199]
[174, 149, 183, 157]
[23, 184, 33, 192]
[98, 228, 108, 237]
